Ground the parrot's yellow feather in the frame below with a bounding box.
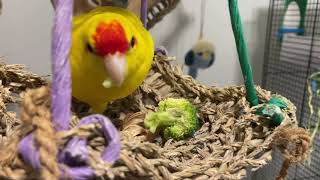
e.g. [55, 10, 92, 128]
[70, 7, 154, 112]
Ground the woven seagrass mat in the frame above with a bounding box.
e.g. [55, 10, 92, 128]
[0, 55, 311, 180]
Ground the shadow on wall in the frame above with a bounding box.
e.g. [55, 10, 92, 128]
[149, 1, 270, 87]
[156, 4, 192, 52]
[252, 7, 269, 85]
[237, 7, 269, 86]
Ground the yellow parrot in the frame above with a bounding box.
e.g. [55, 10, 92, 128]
[70, 7, 154, 113]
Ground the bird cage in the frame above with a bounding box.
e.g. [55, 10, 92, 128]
[262, 0, 320, 179]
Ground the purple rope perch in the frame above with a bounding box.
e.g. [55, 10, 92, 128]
[51, 0, 73, 131]
[19, 0, 74, 172]
[141, 0, 148, 28]
[19, 135, 41, 170]
[18, 0, 120, 179]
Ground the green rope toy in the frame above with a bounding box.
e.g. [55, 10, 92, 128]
[228, 0, 259, 107]
[229, 0, 287, 125]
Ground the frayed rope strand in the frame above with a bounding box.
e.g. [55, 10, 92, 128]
[306, 81, 320, 150]
[307, 84, 314, 130]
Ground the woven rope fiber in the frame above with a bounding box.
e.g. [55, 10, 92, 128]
[146, 0, 180, 29]
[0, 55, 311, 180]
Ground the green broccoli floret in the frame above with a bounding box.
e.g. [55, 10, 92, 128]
[144, 98, 199, 140]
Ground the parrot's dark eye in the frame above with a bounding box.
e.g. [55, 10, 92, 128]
[86, 43, 94, 53]
[130, 36, 136, 48]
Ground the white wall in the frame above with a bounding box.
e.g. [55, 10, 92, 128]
[150, 0, 270, 86]
[0, 0, 269, 86]
[0, 0, 53, 75]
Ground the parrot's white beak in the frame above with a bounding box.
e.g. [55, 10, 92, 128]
[102, 52, 126, 88]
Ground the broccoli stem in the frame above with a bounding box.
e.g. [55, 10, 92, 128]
[145, 110, 178, 133]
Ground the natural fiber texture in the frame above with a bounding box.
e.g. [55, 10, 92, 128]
[0, 63, 46, 172]
[20, 87, 60, 180]
[0, 63, 47, 92]
[272, 127, 311, 180]
[0, 55, 311, 179]
[0, 87, 59, 180]
[147, 0, 180, 29]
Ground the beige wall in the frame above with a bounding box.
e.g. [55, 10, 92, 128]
[0, 0, 53, 75]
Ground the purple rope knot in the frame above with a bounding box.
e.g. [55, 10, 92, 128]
[59, 115, 120, 179]
[155, 46, 169, 56]
[18, 0, 120, 179]
[60, 115, 121, 167]
[19, 115, 120, 179]
[17, 1, 159, 179]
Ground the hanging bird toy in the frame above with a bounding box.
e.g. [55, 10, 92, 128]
[184, 0, 215, 79]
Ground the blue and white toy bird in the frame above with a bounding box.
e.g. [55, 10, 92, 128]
[184, 0, 215, 79]
[185, 40, 215, 78]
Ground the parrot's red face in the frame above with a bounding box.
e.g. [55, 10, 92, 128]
[89, 20, 137, 88]
[93, 21, 129, 56]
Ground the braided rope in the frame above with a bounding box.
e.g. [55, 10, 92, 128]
[21, 87, 60, 180]
[228, 0, 258, 106]
[15, 0, 121, 179]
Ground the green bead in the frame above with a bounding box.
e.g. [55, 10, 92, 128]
[268, 97, 288, 109]
[256, 104, 284, 126]
[272, 113, 284, 126]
